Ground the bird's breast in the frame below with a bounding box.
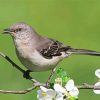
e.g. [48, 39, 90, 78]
[28, 50, 64, 71]
[16, 48, 64, 71]
[15, 39, 67, 71]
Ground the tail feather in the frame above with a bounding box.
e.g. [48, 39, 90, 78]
[67, 48, 100, 56]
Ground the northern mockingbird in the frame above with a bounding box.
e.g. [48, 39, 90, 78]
[3, 22, 100, 78]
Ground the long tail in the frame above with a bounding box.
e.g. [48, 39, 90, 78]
[67, 48, 100, 56]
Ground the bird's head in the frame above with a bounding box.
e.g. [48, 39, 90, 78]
[3, 22, 34, 39]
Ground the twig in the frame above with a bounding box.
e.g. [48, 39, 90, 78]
[0, 51, 25, 73]
[0, 51, 35, 81]
[0, 82, 44, 94]
[46, 68, 56, 85]
[77, 83, 100, 90]
[0, 83, 99, 94]
[0, 86, 36, 94]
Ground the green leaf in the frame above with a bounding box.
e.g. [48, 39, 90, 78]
[69, 96, 78, 100]
[57, 68, 67, 77]
[57, 68, 70, 85]
[62, 76, 70, 85]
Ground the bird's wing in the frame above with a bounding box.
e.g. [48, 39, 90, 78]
[36, 38, 71, 59]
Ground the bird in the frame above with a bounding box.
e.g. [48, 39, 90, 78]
[3, 22, 100, 78]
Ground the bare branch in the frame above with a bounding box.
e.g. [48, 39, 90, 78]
[77, 83, 100, 90]
[0, 51, 35, 81]
[0, 86, 36, 94]
[0, 83, 99, 94]
[0, 52, 6, 57]
[0, 51, 25, 74]
[0, 77, 45, 94]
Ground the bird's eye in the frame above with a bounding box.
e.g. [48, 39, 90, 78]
[15, 28, 22, 32]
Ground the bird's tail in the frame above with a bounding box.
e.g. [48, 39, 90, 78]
[67, 48, 100, 56]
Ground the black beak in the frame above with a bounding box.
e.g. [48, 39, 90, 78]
[3, 28, 11, 34]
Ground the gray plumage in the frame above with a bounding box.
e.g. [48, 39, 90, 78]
[3, 22, 100, 72]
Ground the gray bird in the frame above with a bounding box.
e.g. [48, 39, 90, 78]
[3, 22, 100, 75]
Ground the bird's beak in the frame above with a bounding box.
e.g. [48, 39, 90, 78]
[3, 28, 11, 34]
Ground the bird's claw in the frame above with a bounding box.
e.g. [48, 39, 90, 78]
[23, 70, 32, 79]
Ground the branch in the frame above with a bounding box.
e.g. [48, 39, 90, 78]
[0, 51, 37, 82]
[0, 83, 99, 94]
[77, 83, 100, 90]
[0, 86, 36, 94]
[0, 51, 25, 73]
[0, 82, 44, 94]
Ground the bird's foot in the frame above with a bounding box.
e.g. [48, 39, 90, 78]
[23, 70, 32, 79]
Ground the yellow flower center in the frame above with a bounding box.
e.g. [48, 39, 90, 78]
[42, 92, 47, 97]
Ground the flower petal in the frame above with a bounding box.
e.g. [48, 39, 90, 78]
[65, 79, 74, 91]
[56, 96, 64, 100]
[46, 89, 56, 97]
[69, 86, 79, 97]
[54, 84, 66, 93]
[93, 82, 100, 94]
[95, 69, 100, 78]
[37, 90, 42, 99]
[56, 92, 65, 100]
[37, 87, 57, 100]
[40, 86, 48, 92]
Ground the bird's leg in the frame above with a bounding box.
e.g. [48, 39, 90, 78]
[46, 68, 56, 86]
[23, 70, 32, 80]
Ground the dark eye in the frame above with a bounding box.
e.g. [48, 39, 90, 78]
[15, 28, 22, 32]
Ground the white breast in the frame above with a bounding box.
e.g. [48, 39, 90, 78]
[15, 39, 68, 71]
[27, 50, 65, 71]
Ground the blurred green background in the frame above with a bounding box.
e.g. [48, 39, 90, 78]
[0, 0, 100, 99]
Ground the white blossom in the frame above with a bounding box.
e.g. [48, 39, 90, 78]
[93, 82, 100, 94]
[54, 79, 79, 99]
[37, 86, 56, 100]
[95, 69, 100, 79]
[56, 92, 65, 100]
[37, 79, 79, 100]
[54, 84, 66, 93]
[37, 86, 66, 100]
[65, 80, 79, 97]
